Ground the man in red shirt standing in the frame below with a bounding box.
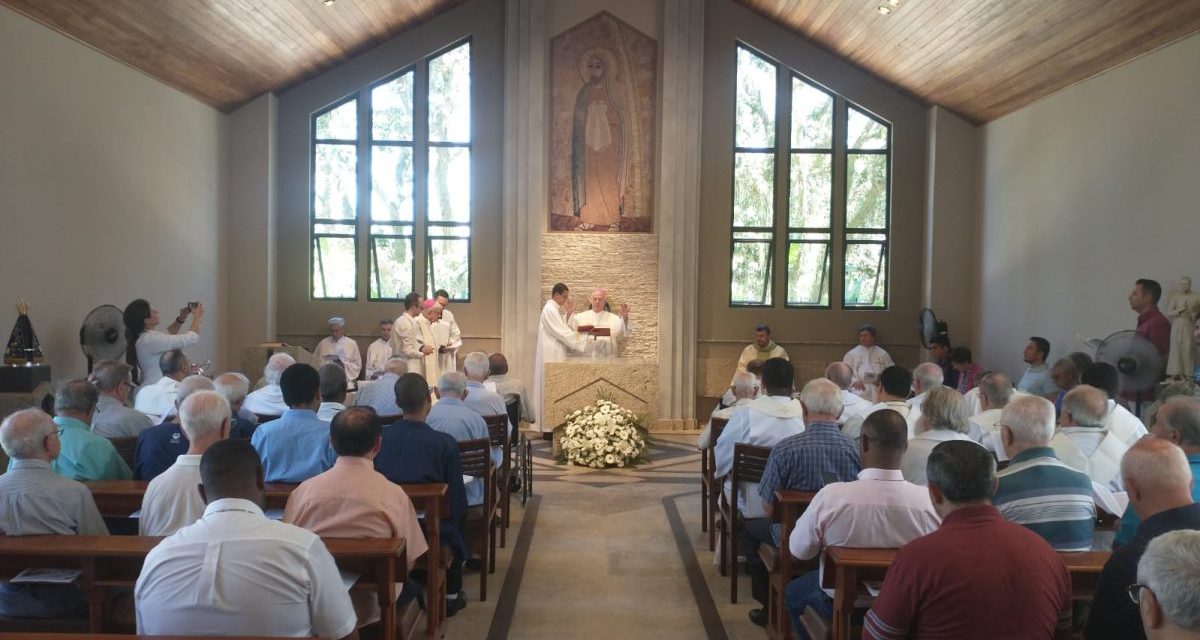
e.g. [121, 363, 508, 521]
[1131, 278, 1171, 358]
[863, 440, 1073, 640]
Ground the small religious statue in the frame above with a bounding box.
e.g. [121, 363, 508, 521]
[1166, 276, 1200, 379]
[5, 300, 45, 366]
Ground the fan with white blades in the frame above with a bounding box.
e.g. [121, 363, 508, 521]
[917, 307, 949, 349]
[1094, 330, 1164, 395]
[79, 305, 126, 374]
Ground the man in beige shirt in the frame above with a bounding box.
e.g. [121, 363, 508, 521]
[285, 406, 429, 627]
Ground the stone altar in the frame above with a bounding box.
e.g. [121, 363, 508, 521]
[543, 358, 659, 432]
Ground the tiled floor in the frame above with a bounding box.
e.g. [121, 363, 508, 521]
[450, 434, 765, 639]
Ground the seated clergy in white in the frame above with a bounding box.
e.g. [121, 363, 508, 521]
[825, 361, 872, 430]
[784, 409, 940, 634]
[140, 391, 230, 536]
[462, 351, 512, 443]
[714, 358, 805, 519]
[315, 316, 362, 385]
[721, 358, 765, 409]
[971, 371, 1015, 461]
[352, 358, 407, 418]
[1053, 384, 1130, 491]
[317, 364, 348, 423]
[133, 349, 190, 424]
[569, 288, 632, 359]
[433, 289, 464, 370]
[843, 323, 894, 401]
[698, 370, 757, 450]
[91, 359, 153, 438]
[488, 353, 535, 426]
[427, 371, 497, 507]
[0, 409, 108, 620]
[1082, 361, 1149, 445]
[901, 386, 978, 485]
[364, 319, 394, 380]
[842, 365, 912, 440]
[242, 352, 294, 417]
[905, 362, 945, 438]
[135, 439, 357, 639]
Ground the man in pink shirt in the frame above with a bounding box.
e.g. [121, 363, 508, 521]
[285, 406, 428, 629]
[785, 409, 940, 638]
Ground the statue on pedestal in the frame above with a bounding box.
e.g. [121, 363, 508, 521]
[4, 300, 45, 365]
[1166, 276, 1200, 379]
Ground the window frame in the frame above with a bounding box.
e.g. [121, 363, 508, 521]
[842, 104, 891, 310]
[310, 94, 361, 301]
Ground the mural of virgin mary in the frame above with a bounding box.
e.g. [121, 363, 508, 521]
[571, 48, 627, 227]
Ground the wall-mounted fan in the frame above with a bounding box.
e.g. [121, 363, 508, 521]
[1094, 330, 1163, 395]
[917, 308, 949, 349]
[79, 305, 126, 374]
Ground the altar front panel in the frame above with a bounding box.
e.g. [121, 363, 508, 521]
[544, 359, 658, 430]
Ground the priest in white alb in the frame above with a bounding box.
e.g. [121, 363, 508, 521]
[534, 283, 586, 431]
[389, 293, 426, 376]
[416, 300, 450, 387]
[364, 319, 394, 380]
[314, 317, 361, 387]
[843, 323, 894, 402]
[569, 288, 631, 359]
[434, 289, 463, 370]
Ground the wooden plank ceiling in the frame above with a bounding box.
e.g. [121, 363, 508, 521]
[2, 0, 1198, 121]
[0, 0, 465, 112]
[737, 0, 1200, 123]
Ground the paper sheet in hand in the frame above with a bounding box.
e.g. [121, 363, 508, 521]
[11, 568, 81, 584]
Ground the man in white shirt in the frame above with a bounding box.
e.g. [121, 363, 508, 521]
[569, 288, 632, 360]
[971, 372, 1015, 461]
[785, 409, 940, 635]
[534, 283, 587, 430]
[1082, 362, 1149, 445]
[737, 324, 789, 373]
[699, 371, 757, 450]
[433, 289, 464, 370]
[843, 324, 894, 402]
[133, 350, 190, 424]
[714, 358, 805, 518]
[901, 387, 977, 485]
[390, 293, 427, 376]
[352, 358, 407, 419]
[364, 319, 394, 381]
[242, 352, 294, 418]
[135, 439, 357, 639]
[842, 366, 912, 440]
[1052, 384, 1129, 491]
[317, 364, 348, 423]
[825, 361, 871, 430]
[488, 353, 535, 427]
[315, 317, 362, 386]
[906, 363, 945, 438]
[1017, 336, 1057, 396]
[140, 391, 230, 536]
[91, 359, 152, 438]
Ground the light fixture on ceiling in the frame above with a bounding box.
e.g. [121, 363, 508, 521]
[323, 0, 337, 6]
[877, 5, 892, 15]
[888, 0, 901, 6]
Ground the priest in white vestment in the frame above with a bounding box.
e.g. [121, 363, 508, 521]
[433, 290, 464, 371]
[314, 317, 361, 386]
[736, 324, 788, 372]
[416, 301, 451, 388]
[1052, 385, 1129, 491]
[843, 324, 894, 402]
[364, 319, 394, 380]
[970, 372, 1014, 462]
[533, 283, 586, 431]
[389, 293, 427, 377]
[569, 288, 631, 360]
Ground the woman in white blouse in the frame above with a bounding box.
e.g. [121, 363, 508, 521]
[123, 299, 203, 385]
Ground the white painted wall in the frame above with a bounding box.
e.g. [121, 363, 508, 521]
[978, 34, 1200, 379]
[0, 7, 227, 381]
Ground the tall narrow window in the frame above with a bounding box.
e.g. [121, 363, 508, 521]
[729, 44, 891, 309]
[311, 40, 472, 301]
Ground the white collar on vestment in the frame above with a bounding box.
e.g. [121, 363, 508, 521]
[747, 395, 805, 419]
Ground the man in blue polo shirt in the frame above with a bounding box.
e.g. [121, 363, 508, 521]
[428, 370, 498, 507]
[1113, 396, 1200, 547]
[39, 380, 131, 481]
[251, 364, 335, 483]
[993, 394, 1095, 550]
[133, 375, 213, 481]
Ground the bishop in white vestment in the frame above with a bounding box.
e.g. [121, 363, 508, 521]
[569, 288, 631, 360]
[533, 284, 586, 431]
[314, 317, 361, 384]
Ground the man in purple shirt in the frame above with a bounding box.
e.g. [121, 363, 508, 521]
[1131, 278, 1171, 358]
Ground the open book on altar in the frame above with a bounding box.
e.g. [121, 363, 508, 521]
[576, 325, 611, 337]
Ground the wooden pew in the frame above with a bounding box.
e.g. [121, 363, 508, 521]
[759, 490, 817, 640]
[0, 535, 405, 639]
[820, 546, 1110, 640]
[701, 416, 728, 551]
[0, 635, 290, 639]
[86, 481, 450, 639]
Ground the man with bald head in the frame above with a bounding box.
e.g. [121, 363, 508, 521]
[242, 352, 295, 417]
[0, 409, 108, 618]
[1052, 384, 1131, 491]
[825, 361, 871, 429]
[353, 357, 407, 418]
[1114, 396, 1200, 547]
[42, 379, 132, 480]
[134, 375, 215, 481]
[569, 287, 631, 359]
[134, 349, 191, 424]
[428, 371, 495, 507]
[1086, 438, 1200, 640]
[140, 390, 231, 535]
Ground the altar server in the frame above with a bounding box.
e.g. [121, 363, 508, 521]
[534, 283, 586, 432]
[364, 319, 394, 380]
[569, 288, 631, 360]
[314, 317, 361, 385]
[390, 293, 426, 376]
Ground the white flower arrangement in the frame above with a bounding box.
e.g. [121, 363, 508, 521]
[558, 399, 647, 469]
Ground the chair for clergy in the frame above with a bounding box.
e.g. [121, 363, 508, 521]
[703, 417, 730, 551]
[458, 437, 498, 602]
[716, 442, 771, 603]
[482, 414, 511, 548]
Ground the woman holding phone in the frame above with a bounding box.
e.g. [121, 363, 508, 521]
[122, 299, 203, 384]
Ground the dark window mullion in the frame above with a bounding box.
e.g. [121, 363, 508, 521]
[357, 88, 371, 301]
[413, 58, 430, 297]
[772, 62, 790, 309]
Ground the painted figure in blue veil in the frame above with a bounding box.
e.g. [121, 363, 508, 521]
[571, 48, 626, 227]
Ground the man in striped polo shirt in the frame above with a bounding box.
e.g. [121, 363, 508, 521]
[992, 394, 1096, 550]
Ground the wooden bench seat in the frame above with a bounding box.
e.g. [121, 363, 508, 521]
[761, 490, 817, 640]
